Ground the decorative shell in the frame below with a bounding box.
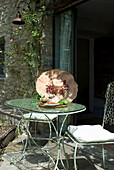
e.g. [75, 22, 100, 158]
[36, 69, 78, 102]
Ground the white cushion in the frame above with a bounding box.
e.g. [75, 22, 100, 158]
[23, 112, 57, 121]
[68, 125, 114, 143]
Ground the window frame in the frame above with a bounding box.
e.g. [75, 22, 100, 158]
[53, 7, 77, 81]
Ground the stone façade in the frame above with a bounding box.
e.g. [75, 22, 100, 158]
[0, 0, 53, 103]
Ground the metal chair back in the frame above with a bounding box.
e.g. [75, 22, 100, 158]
[102, 81, 114, 127]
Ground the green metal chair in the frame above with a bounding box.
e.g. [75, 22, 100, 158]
[66, 81, 114, 169]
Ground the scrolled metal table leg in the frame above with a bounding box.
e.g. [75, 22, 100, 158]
[46, 114, 69, 170]
[74, 143, 78, 170]
[26, 125, 58, 169]
[10, 109, 30, 164]
[62, 136, 69, 170]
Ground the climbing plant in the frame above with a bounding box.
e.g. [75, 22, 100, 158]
[5, 0, 53, 98]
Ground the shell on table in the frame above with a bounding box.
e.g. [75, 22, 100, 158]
[36, 69, 78, 102]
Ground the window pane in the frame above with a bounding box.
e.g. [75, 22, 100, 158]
[55, 10, 72, 73]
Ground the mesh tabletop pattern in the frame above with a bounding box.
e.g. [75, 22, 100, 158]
[5, 99, 86, 115]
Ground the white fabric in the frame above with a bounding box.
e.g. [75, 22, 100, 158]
[68, 125, 114, 143]
[23, 112, 57, 121]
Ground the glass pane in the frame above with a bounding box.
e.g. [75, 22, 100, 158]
[55, 10, 72, 73]
[54, 10, 72, 132]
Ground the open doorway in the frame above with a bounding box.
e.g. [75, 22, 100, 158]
[77, 38, 89, 111]
[94, 36, 114, 118]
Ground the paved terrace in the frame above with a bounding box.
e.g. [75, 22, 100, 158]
[0, 130, 114, 170]
[0, 104, 114, 170]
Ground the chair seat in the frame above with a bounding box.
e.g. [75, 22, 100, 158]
[67, 125, 114, 143]
[23, 112, 57, 121]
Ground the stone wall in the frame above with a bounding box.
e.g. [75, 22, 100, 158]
[0, 0, 53, 103]
[0, 79, 5, 103]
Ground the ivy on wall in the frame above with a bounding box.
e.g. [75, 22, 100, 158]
[5, 0, 53, 98]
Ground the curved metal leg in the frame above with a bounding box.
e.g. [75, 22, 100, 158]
[45, 121, 52, 152]
[59, 144, 68, 170]
[62, 136, 69, 170]
[59, 115, 69, 170]
[27, 126, 60, 169]
[102, 144, 106, 168]
[11, 110, 67, 170]
[54, 138, 67, 170]
[11, 112, 30, 164]
[23, 114, 59, 170]
[74, 143, 78, 170]
[54, 146, 60, 170]
[46, 114, 69, 170]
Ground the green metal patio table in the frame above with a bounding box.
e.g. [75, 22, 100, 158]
[5, 98, 86, 170]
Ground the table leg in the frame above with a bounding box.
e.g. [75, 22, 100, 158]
[45, 114, 69, 170]
[10, 110, 59, 169]
[24, 114, 60, 169]
[11, 111, 30, 164]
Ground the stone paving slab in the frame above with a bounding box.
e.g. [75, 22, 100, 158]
[1, 135, 114, 170]
[0, 157, 19, 170]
